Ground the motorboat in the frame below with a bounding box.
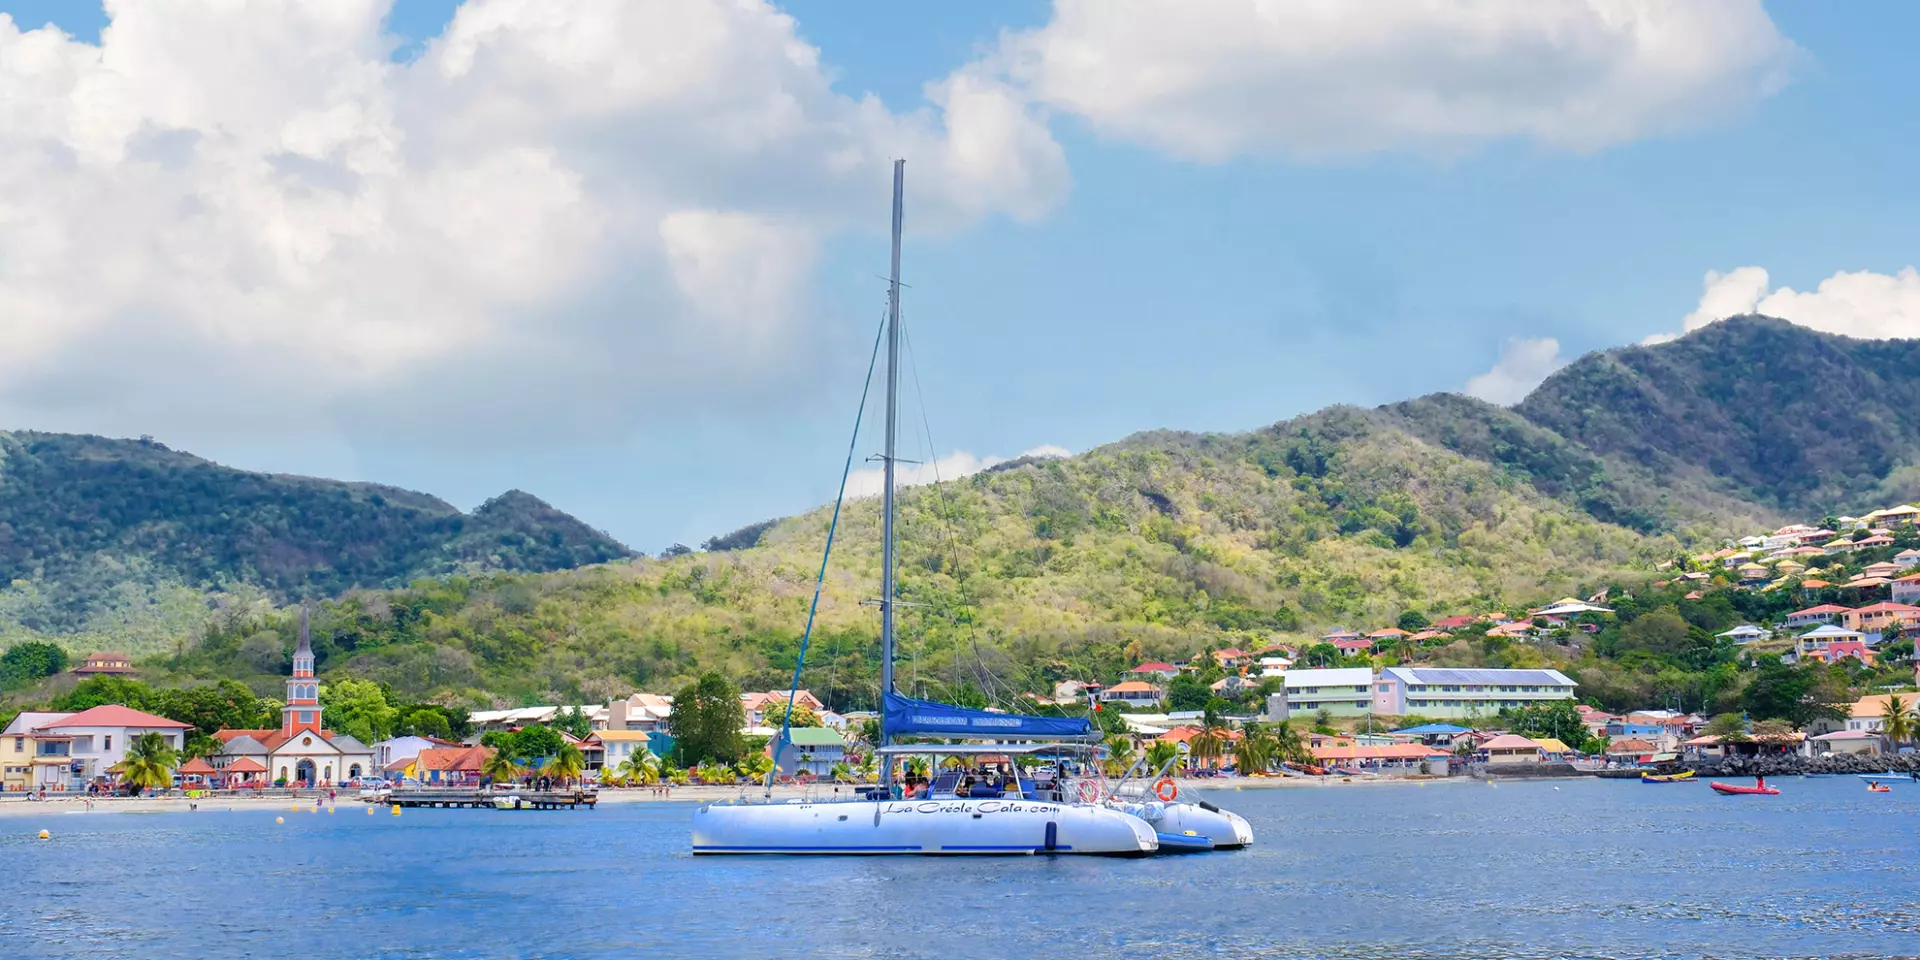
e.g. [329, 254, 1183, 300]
[492, 794, 525, 810]
[1641, 770, 1694, 783]
[1868, 782, 1892, 793]
[1710, 779, 1779, 796]
[691, 161, 1158, 857]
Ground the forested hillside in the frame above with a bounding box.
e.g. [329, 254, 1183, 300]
[0, 431, 632, 633]
[1519, 316, 1920, 514]
[6, 317, 1916, 715]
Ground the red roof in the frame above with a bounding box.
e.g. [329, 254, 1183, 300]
[417, 746, 493, 772]
[1212, 648, 1249, 659]
[1156, 725, 1244, 744]
[1430, 615, 1478, 630]
[1847, 602, 1920, 615]
[1790, 604, 1849, 616]
[1130, 662, 1175, 673]
[177, 757, 218, 774]
[226, 757, 268, 774]
[1331, 637, 1375, 650]
[39, 705, 190, 730]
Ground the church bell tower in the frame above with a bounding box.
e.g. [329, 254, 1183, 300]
[282, 605, 321, 737]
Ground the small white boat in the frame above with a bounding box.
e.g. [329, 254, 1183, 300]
[694, 796, 1155, 856]
[492, 795, 524, 810]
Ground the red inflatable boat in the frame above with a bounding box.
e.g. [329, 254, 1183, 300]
[1710, 780, 1780, 796]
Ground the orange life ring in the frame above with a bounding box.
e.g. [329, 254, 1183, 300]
[1155, 777, 1179, 802]
[1076, 779, 1103, 803]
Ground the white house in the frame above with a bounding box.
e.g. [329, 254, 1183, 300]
[774, 727, 849, 778]
[1716, 624, 1768, 644]
[1, 705, 190, 791]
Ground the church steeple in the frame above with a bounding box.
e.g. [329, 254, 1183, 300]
[282, 604, 321, 737]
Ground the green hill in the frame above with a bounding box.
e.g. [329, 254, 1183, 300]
[10, 316, 1919, 713]
[1518, 315, 1920, 515]
[0, 431, 632, 635]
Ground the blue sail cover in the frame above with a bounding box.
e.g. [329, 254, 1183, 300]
[883, 691, 1094, 740]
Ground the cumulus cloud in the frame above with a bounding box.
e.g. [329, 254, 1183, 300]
[1464, 337, 1570, 406]
[989, 0, 1796, 162]
[844, 445, 1070, 499]
[1655, 266, 1920, 343]
[0, 0, 1068, 450]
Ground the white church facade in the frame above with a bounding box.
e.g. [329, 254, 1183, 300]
[211, 609, 375, 787]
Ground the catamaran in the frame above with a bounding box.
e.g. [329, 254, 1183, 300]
[690, 161, 1165, 856]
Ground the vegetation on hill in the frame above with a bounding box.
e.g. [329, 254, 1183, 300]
[4, 317, 1917, 723]
[0, 431, 632, 634]
[1519, 316, 1920, 515]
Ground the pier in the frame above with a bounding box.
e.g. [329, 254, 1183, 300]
[371, 788, 598, 810]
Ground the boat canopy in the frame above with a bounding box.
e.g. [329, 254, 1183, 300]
[882, 691, 1095, 741]
[873, 743, 1072, 757]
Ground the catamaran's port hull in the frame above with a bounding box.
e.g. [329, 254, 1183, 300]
[691, 799, 1158, 856]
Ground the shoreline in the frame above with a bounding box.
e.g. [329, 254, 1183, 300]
[0, 774, 1459, 820]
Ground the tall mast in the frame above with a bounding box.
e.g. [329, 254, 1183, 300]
[880, 159, 904, 788]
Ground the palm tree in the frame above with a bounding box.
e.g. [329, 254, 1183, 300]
[1234, 724, 1276, 774]
[734, 753, 774, 782]
[480, 748, 521, 784]
[121, 732, 178, 795]
[1881, 695, 1915, 747]
[1143, 739, 1180, 775]
[855, 753, 878, 783]
[1189, 728, 1226, 771]
[543, 743, 586, 787]
[1270, 720, 1310, 767]
[1102, 734, 1138, 777]
[617, 750, 660, 786]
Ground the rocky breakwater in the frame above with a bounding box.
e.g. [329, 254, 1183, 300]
[1674, 754, 1920, 778]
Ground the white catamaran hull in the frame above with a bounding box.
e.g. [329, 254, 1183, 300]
[692, 798, 1158, 855]
[1111, 799, 1255, 849]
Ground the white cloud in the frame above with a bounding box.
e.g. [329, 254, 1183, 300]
[1657, 265, 1920, 343]
[989, 0, 1795, 162]
[0, 0, 1069, 451]
[844, 445, 1070, 499]
[1464, 337, 1570, 406]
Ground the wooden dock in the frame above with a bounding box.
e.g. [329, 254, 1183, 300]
[372, 788, 598, 810]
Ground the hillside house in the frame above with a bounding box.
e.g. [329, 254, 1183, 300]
[1373, 667, 1577, 719]
[1896, 549, 1920, 569]
[1785, 604, 1848, 628]
[72, 653, 135, 676]
[1480, 734, 1545, 764]
[1862, 561, 1902, 579]
[1804, 640, 1875, 665]
[1128, 662, 1180, 681]
[1330, 636, 1376, 656]
[1716, 624, 1767, 644]
[1210, 676, 1256, 697]
[1365, 628, 1411, 643]
[1891, 574, 1920, 605]
[1794, 624, 1868, 662]
[1846, 695, 1917, 733]
[1266, 668, 1375, 719]
[1736, 563, 1769, 583]
[1429, 615, 1480, 632]
[1839, 602, 1920, 636]
[1867, 505, 1920, 526]
[1102, 681, 1164, 705]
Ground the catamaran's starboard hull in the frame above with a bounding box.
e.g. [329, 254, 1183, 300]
[1111, 799, 1255, 850]
[691, 798, 1158, 855]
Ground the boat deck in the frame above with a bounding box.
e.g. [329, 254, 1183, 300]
[370, 789, 597, 810]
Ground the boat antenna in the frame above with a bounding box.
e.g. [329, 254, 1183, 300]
[880, 158, 904, 793]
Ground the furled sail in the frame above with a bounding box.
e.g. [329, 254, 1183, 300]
[883, 691, 1094, 740]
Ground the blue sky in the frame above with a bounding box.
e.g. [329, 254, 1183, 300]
[2, 2, 1917, 552]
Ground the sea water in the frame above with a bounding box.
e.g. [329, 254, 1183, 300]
[2, 777, 1916, 959]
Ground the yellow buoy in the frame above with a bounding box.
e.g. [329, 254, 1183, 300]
[366, 806, 374, 815]
[327, 807, 334, 814]
[37, 829, 50, 840]
[310, 806, 318, 814]
[276, 817, 284, 824]
[391, 804, 401, 816]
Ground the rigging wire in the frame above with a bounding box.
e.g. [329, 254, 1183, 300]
[900, 318, 1014, 711]
[764, 307, 888, 796]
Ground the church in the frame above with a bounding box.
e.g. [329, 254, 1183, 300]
[211, 609, 376, 787]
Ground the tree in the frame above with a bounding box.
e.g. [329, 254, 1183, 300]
[0, 641, 68, 684]
[1102, 734, 1138, 777]
[1881, 695, 1916, 747]
[1165, 672, 1208, 711]
[120, 732, 177, 796]
[669, 672, 746, 766]
[1143, 739, 1180, 774]
[1704, 713, 1748, 739]
[511, 724, 566, 763]
[617, 749, 660, 785]
[319, 678, 399, 744]
[1396, 610, 1430, 632]
[735, 752, 774, 781]
[480, 749, 520, 783]
[763, 700, 822, 729]
[1506, 700, 1587, 746]
[400, 707, 452, 740]
[1619, 608, 1690, 655]
[1188, 728, 1226, 770]
[552, 705, 592, 740]
[54, 675, 152, 712]
[1750, 718, 1796, 740]
[542, 742, 586, 786]
[1741, 657, 1844, 727]
[1234, 725, 1275, 773]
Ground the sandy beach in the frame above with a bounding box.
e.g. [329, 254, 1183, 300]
[0, 774, 1456, 821]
